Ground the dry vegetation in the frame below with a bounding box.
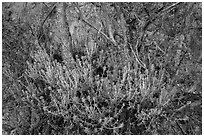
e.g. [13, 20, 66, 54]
[2, 2, 202, 135]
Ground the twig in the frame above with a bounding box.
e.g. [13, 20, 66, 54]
[40, 4, 57, 28]
[175, 120, 186, 135]
[73, 2, 115, 45]
[115, 3, 146, 68]
[154, 41, 165, 54]
[42, 2, 49, 8]
[38, 4, 56, 40]
[129, 37, 146, 69]
[161, 2, 182, 14]
[26, 22, 35, 37]
[143, 2, 182, 31]
[120, 11, 130, 60]
[101, 3, 117, 46]
[104, 123, 124, 130]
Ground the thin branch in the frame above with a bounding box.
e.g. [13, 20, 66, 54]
[42, 2, 49, 9]
[175, 120, 186, 135]
[78, 2, 91, 8]
[101, 3, 117, 46]
[73, 2, 115, 45]
[120, 11, 129, 59]
[115, 3, 146, 68]
[38, 4, 56, 40]
[132, 35, 147, 69]
[26, 22, 35, 37]
[40, 4, 57, 27]
[161, 2, 182, 14]
[143, 2, 182, 31]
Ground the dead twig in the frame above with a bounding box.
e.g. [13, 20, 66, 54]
[73, 2, 116, 45]
[38, 4, 57, 40]
[130, 32, 147, 69]
[101, 3, 117, 46]
[143, 2, 182, 31]
[40, 4, 57, 28]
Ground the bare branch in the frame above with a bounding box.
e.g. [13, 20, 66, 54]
[38, 4, 57, 41]
[143, 2, 182, 31]
[41, 4, 57, 27]
[73, 2, 116, 45]
[26, 22, 35, 37]
[101, 3, 117, 46]
[117, 3, 146, 68]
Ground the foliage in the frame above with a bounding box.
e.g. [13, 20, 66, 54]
[2, 2, 202, 135]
